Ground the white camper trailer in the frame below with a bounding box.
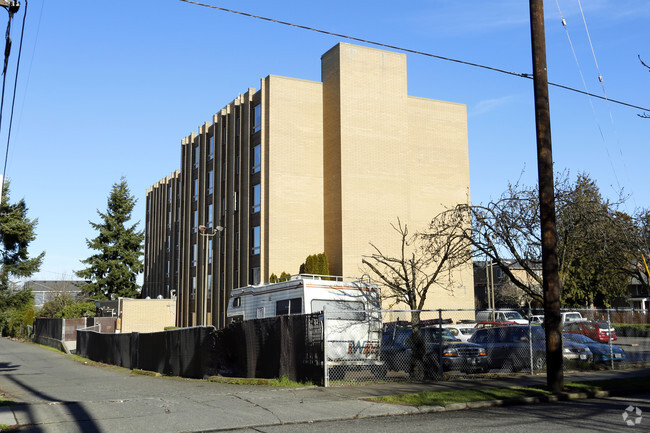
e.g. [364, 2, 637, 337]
[227, 274, 383, 374]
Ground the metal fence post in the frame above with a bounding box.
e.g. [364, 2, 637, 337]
[607, 309, 614, 370]
[528, 307, 534, 374]
[323, 307, 329, 387]
[438, 309, 444, 379]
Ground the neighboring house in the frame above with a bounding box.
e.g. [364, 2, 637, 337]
[144, 42, 474, 329]
[626, 275, 650, 312]
[474, 260, 542, 310]
[22, 280, 90, 310]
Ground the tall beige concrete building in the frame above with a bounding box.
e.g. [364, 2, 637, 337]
[144, 43, 474, 329]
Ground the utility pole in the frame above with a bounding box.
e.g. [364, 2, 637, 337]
[0, 1, 19, 14]
[529, 0, 563, 393]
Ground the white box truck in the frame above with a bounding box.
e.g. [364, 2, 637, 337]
[227, 274, 383, 375]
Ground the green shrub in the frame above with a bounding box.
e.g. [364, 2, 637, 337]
[54, 301, 96, 319]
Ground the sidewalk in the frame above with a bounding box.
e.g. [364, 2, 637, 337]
[1, 367, 648, 432]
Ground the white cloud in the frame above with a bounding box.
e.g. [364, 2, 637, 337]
[470, 94, 522, 117]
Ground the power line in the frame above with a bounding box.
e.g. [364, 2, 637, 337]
[179, 0, 650, 113]
[2, 0, 26, 184]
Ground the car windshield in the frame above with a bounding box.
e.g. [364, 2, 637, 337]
[504, 312, 524, 320]
[564, 333, 595, 344]
[421, 328, 458, 343]
[530, 326, 546, 340]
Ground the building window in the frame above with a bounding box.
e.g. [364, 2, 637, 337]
[251, 184, 261, 213]
[208, 239, 213, 264]
[208, 204, 213, 227]
[207, 274, 212, 300]
[208, 170, 214, 195]
[233, 297, 241, 308]
[276, 298, 302, 316]
[194, 145, 199, 168]
[251, 267, 261, 285]
[251, 225, 260, 255]
[252, 104, 261, 133]
[252, 144, 261, 174]
[209, 136, 214, 159]
[192, 244, 197, 267]
[191, 276, 197, 299]
[192, 210, 198, 233]
[193, 178, 198, 202]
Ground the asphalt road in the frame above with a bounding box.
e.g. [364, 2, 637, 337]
[1, 336, 649, 432]
[225, 393, 650, 433]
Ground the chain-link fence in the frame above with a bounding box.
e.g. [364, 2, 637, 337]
[323, 308, 650, 386]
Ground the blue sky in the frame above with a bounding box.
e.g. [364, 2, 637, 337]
[4, 0, 649, 283]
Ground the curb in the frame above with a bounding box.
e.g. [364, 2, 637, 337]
[411, 387, 645, 414]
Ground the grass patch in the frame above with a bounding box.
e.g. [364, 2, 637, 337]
[565, 375, 650, 393]
[612, 323, 650, 331]
[208, 375, 314, 387]
[267, 375, 314, 387]
[0, 424, 20, 433]
[371, 386, 551, 407]
[370, 374, 650, 407]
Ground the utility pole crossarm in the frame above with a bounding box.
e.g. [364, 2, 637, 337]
[0, 1, 19, 13]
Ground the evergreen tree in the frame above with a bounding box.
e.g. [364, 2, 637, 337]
[0, 181, 44, 288]
[0, 180, 44, 336]
[76, 178, 144, 300]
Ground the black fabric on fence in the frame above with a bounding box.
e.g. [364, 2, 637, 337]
[212, 313, 323, 384]
[76, 317, 323, 382]
[34, 318, 63, 340]
[77, 331, 136, 368]
[76, 327, 216, 379]
[138, 327, 214, 378]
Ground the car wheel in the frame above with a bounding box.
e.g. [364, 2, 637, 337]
[371, 365, 387, 379]
[503, 359, 516, 373]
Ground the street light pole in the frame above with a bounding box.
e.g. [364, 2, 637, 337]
[198, 224, 224, 326]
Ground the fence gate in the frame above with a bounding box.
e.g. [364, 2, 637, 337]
[323, 308, 383, 386]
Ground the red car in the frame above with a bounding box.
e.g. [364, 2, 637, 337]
[474, 321, 518, 329]
[563, 320, 617, 343]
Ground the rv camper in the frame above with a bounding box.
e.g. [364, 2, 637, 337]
[227, 274, 383, 375]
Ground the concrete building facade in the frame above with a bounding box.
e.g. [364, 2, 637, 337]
[144, 43, 474, 329]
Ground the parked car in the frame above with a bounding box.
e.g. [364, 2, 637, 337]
[529, 315, 544, 325]
[442, 324, 477, 342]
[475, 310, 528, 324]
[563, 333, 626, 363]
[561, 311, 585, 323]
[381, 327, 488, 379]
[474, 321, 518, 329]
[469, 325, 592, 371]
[563, 320, 617, 343]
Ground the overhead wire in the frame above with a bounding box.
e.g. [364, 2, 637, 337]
[178, 0, 650, 113]
[554, 0, 622, 194]
[0, 4, 15, 184]
[2, 0, 27, 184]
[576, 0, 632, 211]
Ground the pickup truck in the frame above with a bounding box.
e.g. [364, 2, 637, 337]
[381, 327, 488, 380]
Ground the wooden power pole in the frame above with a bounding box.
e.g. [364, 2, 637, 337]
[529, 0, 564, 393]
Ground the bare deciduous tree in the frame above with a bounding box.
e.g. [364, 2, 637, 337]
[362, 209, 472, 327]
